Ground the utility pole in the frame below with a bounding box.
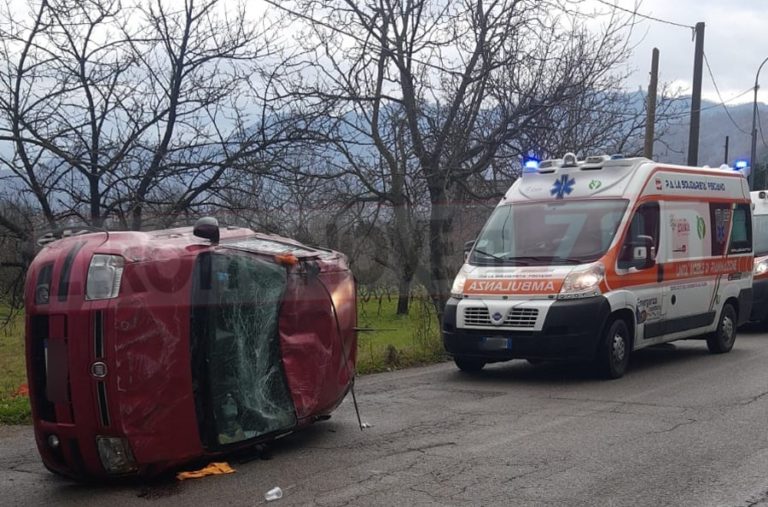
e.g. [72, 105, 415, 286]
[724, 136, 729, 165]
[687, 22, 705, 166]
[644, 48, 659, 159]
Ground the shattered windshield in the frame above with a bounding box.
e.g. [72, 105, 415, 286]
[471, 199, 628, 266]
[190, 252, 296, 447]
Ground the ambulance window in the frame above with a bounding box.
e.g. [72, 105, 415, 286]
[618, 202, 659, 270]
[728, 203, 752, 254]
[709, 203, 730, 256]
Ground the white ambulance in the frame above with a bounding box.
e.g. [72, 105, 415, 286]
[443, 154, 753, 378]
[750, 190, 768, 324]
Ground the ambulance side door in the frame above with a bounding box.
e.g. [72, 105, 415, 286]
[616, 201, 663, 343]
[659, 200, 720, 338]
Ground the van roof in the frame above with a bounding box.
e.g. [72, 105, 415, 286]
[502, 157, 750, 205]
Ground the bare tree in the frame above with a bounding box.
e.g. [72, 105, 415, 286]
[0, 0, 319, 234]
[270, 0, 638, 312]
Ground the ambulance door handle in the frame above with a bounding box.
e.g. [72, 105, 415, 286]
[671, 294, 676, 305]
[657, 263, 663, 283]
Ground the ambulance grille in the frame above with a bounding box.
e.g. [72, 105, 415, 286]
[463, 307, 539, 328]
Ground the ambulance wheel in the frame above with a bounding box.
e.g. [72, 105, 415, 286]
[707, 303, 737, 354]
[595, 318, 630, 379]
[453, 356, 486, 373]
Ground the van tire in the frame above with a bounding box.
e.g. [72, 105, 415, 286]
[707, 303, 737, 354]
[453, 356, 486, 373]
[595, 318, 630, 379]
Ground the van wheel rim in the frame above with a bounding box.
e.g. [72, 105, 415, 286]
[722, 315, 734, 342]
[612, 333, 626, 362]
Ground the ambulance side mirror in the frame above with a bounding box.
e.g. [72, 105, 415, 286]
[632, 235, 655, 269]
[464, 240, 475, 261]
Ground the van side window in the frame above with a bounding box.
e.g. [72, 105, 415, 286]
[618, 202, 659, 270]
[728, 203, 752, 254]
[709, 203, 730, 256]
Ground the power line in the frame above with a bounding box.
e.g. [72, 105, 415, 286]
[703, 52, 750, 135]
[593, 0, 695, 30]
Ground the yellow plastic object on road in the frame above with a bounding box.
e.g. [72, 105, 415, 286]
[176, 462, 235, 481]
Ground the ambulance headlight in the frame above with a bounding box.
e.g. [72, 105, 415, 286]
[559, 263, 604, 299]
[754, 259, 768, 276]
[451, 272, 468, 298]
[86, 255, 125, 300]
[96, 436, 137, 474]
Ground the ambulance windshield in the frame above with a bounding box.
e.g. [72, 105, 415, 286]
[471, 199, 628, 266]
[754, 215, 768, 256]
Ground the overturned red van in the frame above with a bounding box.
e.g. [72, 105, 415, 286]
[24, 218, 357, 479]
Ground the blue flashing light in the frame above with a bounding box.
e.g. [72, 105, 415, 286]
[523, 157, 540, 173]
[735, 159, 749, 170]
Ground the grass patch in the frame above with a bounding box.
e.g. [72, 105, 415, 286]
[0, 306, 30, 424]
[356, 293, 448, 374]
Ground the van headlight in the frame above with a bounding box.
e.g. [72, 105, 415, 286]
[451, 272, 468, 298]
[96, 436, 137, 474]
[558, 263, 604, 299]
[86, 255, 125, 300]
[755, 258, 768, 276]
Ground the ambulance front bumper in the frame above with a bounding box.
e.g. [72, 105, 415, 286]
[442, 296, 611, 361]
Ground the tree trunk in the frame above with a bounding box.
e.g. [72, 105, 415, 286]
[427, 188, 454, 320]
[89, 175, 102, 227]
[396, 274, 412, 315]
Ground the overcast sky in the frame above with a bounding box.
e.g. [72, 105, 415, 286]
[592, 0, 768, 105]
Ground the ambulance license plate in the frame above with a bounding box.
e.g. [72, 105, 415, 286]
[480, 336, 512, 351]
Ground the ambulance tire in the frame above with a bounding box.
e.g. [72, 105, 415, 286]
[707, 303, 737, 354]
[453, 356, 486, 373]
[595, 318, 630, 379]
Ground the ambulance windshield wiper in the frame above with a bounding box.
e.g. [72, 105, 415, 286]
[472, 248, 506, 262]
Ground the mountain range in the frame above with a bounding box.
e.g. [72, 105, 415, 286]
[653, 97, 768, 169]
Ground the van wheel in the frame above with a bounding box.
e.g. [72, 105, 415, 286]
[707, 303, 737, 354]
[453, 356, 486, 373]
[595, 318, 630, 379]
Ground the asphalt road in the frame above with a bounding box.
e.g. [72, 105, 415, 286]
[3, 330, 768, 506]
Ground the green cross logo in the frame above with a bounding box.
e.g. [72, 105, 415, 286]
[589, 179, 602, 190]
[696, 216, 706, 239]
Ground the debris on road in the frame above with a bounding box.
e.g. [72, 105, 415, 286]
[176, 462, 235, 481]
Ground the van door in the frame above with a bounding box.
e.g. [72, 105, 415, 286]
[616, 201, 663, 342]
[659, 200, 723, 337]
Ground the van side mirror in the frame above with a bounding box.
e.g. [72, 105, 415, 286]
[632, 235, 655, 269]
[463, 240, 475, 261]
[193, 217, 220, 244]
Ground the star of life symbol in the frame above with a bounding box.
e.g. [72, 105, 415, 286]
[551, 175, 575, 199]
[715, 209, 728, 244]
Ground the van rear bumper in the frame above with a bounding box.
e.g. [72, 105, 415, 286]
[442, 296, 611, 362]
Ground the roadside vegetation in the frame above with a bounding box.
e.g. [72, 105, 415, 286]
[356, 289, 447, 374]
[0, 306, 29, 424]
